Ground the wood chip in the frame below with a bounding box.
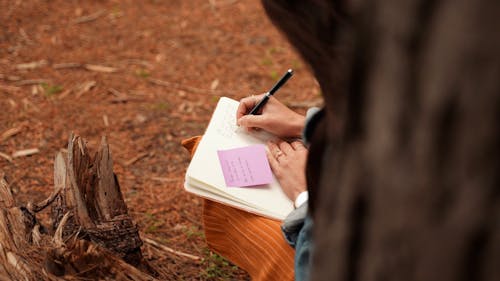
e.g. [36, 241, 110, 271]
[84, 64, 118, 73]
[0, 152, 13, 162]
[124, 152, 149, 166]
[75, 80, 97, 97]
[52, 62, 82, 69]
[151, 177, 181, 183]
[6, 75, 21, 81]
[1, 127, 22, 142]
[210, 79, 219, 91]
[103, 115, 109, 127]
[58, 89, 72, 99]
[15, 79, 49, 86]
[12, 148, 39, 158]
[74, 10, 106, 24]
[15, 60, 47, 70]
[108, 88, 135, 103]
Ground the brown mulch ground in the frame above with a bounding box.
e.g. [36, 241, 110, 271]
[0, 1, 320, 279]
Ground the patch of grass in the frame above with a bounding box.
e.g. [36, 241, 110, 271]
[41, 83, 63, 97]
[267, 46, 281, 55]
[261, 57, 273, 66]
[270, 70, 279, 80]
[135, 69, 150, 78]
[153, 101, 169, 111]
[185, 226, 204, 239]
[201, 251, 240, 280]
[143, 212, 164, 234]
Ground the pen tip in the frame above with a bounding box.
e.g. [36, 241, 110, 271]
[288, 69, 294, 74]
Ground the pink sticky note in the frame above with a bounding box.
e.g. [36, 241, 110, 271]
[217, 145, 273, 187]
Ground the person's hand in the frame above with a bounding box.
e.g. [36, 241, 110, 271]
[266, 140, 308, 202]
[237, 94, 305, 139]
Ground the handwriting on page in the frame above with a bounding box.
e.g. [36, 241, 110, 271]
[217, 145, 273, 187]
[215, 104, 238, 138]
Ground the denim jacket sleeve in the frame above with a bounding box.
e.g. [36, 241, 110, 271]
[281, 204, 313, 281]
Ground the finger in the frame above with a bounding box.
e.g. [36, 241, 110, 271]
[238, 114, 266, 128]
[267, 141, 283, 158]
[236, 98, 254, 120]
[278, 141, 294, 155]
[266, 149, 280, 173]
[236, 94, 265, 119]
[290, 141, 306, 151]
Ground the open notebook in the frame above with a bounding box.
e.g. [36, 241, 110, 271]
[184, 97, 294, 221]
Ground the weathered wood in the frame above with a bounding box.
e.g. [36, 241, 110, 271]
[52, 134, 144, 266]
[0, 135, 159, 280]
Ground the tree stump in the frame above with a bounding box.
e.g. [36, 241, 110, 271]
[0, 134, 158, 280]
[51, 134, 144, 266]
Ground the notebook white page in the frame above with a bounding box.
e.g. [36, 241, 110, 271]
[184, 97, 294, 220]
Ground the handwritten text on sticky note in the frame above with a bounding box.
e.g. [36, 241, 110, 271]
[217, 145, 273, 187]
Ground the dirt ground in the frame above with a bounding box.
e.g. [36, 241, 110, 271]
[0, 0, 321, 279]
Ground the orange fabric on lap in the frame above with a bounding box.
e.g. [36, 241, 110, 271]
[182, 136, 294, 281]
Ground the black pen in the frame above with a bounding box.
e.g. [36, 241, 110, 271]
[248, 69, 294, 115]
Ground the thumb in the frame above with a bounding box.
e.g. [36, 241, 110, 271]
[237, 115, 265, 128]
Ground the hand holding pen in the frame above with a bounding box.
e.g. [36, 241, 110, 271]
[236, 69, 306, 139]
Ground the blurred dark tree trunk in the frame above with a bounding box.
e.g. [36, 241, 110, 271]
[262, 0, 500, 280]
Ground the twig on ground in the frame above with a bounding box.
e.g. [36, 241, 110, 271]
[52, 62, 82, 69]
[84, 64, 118, 73]
[74, 10, 106, 24]
[0, 152, 13, 162]
[103, 115, 109, 127]
[122, 59, 153, 69]
[75, 81, 97, 97]
[6, 75, 21, 81]
[108, 88, 128, 102]
[15, 60, 47, 70]
[1, 127, 22, 142]
[15, 79, 49, 86]
[151, 177, 182, 183]
[143, 237, 201, 261]
[12, 148, 39, 158]
[124, 152, 150, 166]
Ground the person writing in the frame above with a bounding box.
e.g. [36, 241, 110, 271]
[237, 93, 318, 281]
[182, 71, 318, 280]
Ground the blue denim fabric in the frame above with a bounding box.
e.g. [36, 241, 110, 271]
[281, 204, 313, 281]
[294, 216, 313, 281]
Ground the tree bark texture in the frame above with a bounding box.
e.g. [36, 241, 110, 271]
[262, 0, 499, 280]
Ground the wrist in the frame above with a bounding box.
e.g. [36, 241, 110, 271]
[291, 114, 306, 138]
[294, 191, 309, 208]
